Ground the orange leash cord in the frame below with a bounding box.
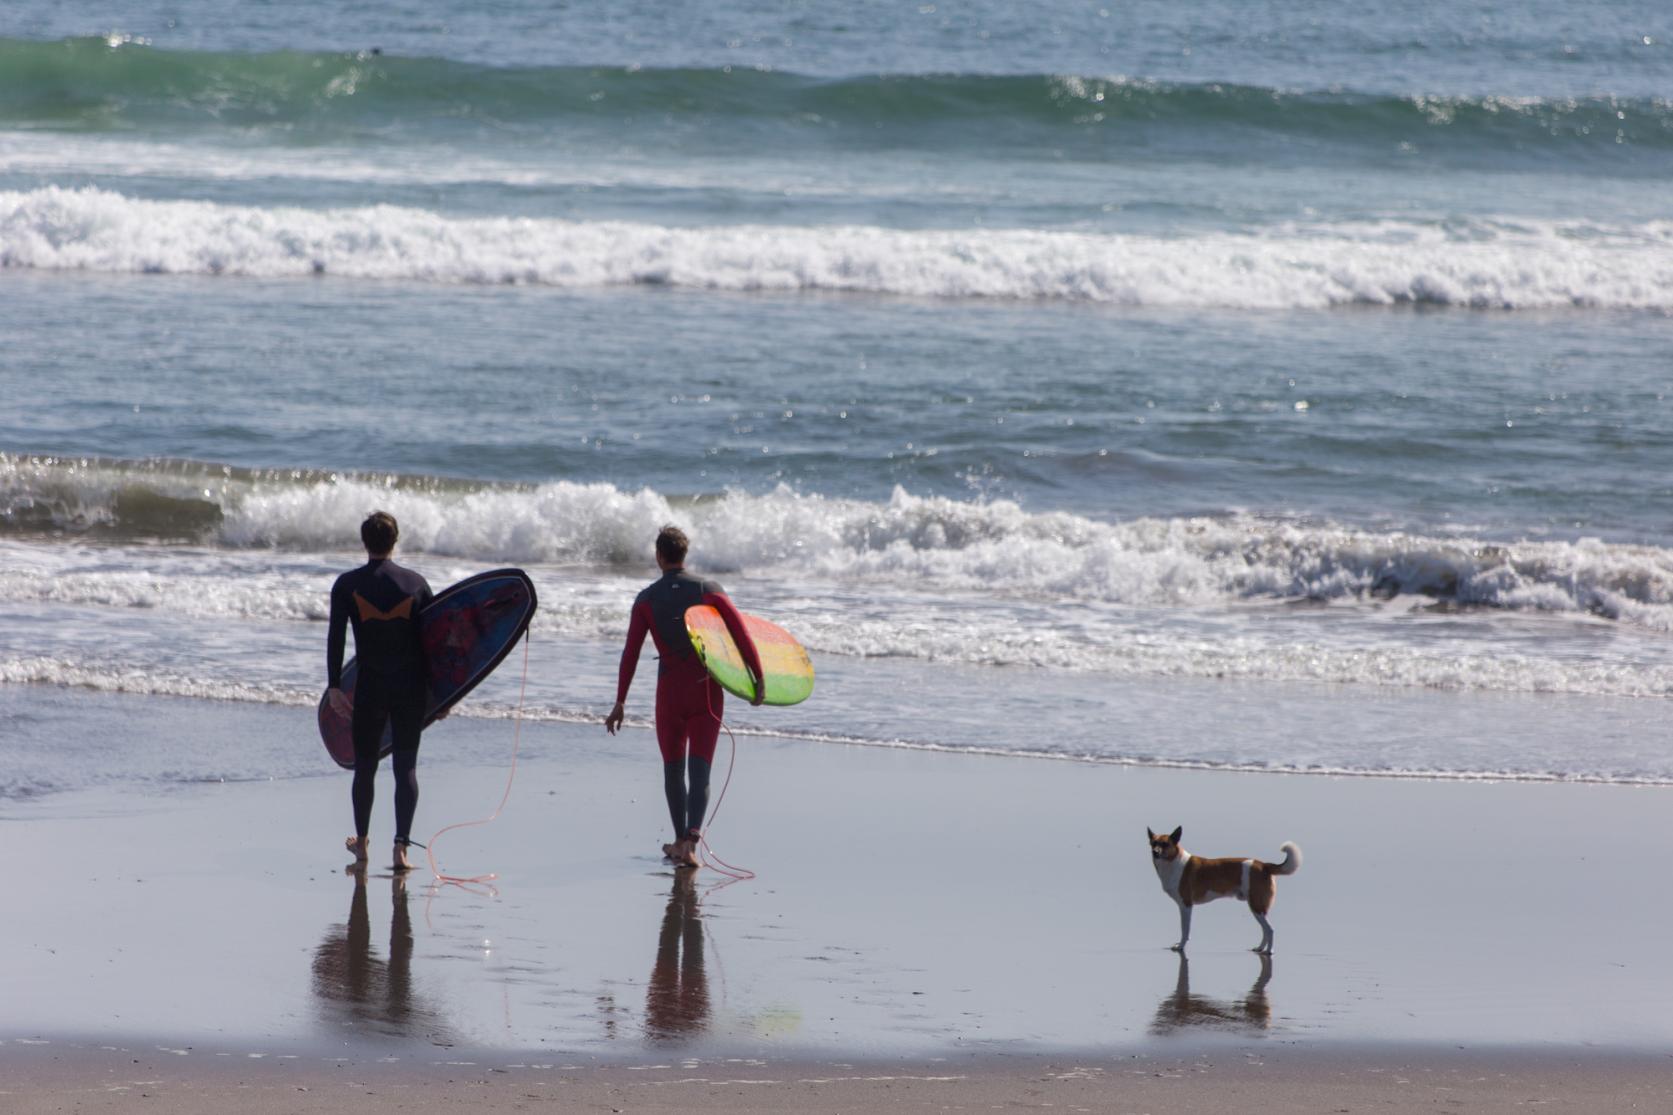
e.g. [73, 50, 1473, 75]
[423, 630, 530, 889]
[696, 683, 755, 881]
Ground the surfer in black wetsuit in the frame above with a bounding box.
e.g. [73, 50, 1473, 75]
[606, 525, 764, 869]
[326, 511, 436, 871]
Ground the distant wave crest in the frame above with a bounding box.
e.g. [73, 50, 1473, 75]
[3, 37, 1671, 158]
[4, 187, 1672, 309]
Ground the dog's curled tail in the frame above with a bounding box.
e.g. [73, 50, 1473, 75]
[1269, 842, 1302, 876]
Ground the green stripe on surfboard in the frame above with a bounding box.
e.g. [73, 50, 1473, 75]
[685, 605, 814, 707]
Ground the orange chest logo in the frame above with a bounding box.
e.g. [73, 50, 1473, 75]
[354, 592, 415, 622]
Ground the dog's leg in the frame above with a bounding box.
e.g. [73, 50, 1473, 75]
[1248, 872, 1277, 954]
[1172, 902, 1192, 951]
[1243, 954, 1273, 1027]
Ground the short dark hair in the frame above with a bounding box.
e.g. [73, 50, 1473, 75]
[655, 525, 689, 565]
[361, 511, 399, 554]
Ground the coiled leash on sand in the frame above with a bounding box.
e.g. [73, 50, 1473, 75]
[423, 631, 531, 890]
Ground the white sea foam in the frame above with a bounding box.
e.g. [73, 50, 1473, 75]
[8, 462, 1673, 634]
[5, 648, 1672, 789]
[8, 476, 1673, 702]
[7, 559, 1673, 698]
[0, 636, 1659, 776]
[234, 481, 1673, 632]
[0, 653, 310, 707]
[4, 186, 1672, 308]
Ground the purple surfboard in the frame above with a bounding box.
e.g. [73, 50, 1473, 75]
[319, 568, 538, 770]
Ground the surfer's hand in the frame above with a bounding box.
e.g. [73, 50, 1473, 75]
[327, 688, 351, 717]
[605, 701, 625, 734]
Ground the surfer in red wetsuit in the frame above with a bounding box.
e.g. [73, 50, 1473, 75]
[606, 525, 764, 869]
[326, 511, 436, 871]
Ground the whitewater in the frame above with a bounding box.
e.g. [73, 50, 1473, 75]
[5, 187, 1673, 310]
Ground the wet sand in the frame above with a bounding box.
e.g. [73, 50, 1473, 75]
[2, 691, 1672, 1108]
[4, 1039, 1672, 1113]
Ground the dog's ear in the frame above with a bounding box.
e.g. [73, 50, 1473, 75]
[1147, 828, 1156, 840]
[1169, 826, 1183, 843]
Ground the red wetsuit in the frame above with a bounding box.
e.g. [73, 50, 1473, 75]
[616, 568, 763, 766]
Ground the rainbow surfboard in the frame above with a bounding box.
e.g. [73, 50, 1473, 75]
[685, 605, 814, 707]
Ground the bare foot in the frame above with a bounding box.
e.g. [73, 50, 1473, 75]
[345, 835, 369, 863]
[393, 842, 414, 872]
[674, 839, 700, 870]
[661, 841, 681, 862]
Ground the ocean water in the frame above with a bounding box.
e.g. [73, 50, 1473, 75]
[3, 1, 1673, 797]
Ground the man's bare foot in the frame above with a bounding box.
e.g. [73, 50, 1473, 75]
[661, 841, 681, 862]
[392, 842, 414, 872]
[345, 835, 369, 863]
[674, 839, 700, 870]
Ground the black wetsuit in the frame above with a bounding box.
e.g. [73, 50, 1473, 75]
[327, 557, 433, 844]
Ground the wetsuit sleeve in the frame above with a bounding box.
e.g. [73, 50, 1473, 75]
[615, 600, 652, 705]
[703, 591, 765, 697]
[326, 577, 349, 689]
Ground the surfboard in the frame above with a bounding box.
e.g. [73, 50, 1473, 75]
[319, 568, 538, 769]
[684, 605, 814, 707]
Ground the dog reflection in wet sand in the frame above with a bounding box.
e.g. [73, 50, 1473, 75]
[645, 872, 709, 1043]
[1148, 826, 1301, 954]
[1151, 953, 1273, 1036]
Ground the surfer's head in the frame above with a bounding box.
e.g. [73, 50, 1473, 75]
[655, 525, 689, 568]
[361, 511, 399, 557]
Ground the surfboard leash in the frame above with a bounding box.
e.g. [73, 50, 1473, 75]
[697, 684, 756, 882]
[423, 629, 531, 889]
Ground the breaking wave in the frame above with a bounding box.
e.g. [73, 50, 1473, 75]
[6, 454, 1673, 631]
[4, 38, 1671, 162]
[5, 187, 1672, 309]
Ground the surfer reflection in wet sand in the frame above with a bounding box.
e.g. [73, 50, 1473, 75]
[646, 872, 711, 1042]
[310, 868, 445, 1041]
[1149, 953, 1273, 1036]
[326, 511, 442, 872]
[606, 526, 764, 869]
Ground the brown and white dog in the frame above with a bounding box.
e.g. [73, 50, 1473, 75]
[1148, 826, 1301, 954]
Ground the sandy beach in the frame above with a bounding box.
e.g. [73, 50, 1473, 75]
[4, 688, 1672, 1109]
[5, 1041, 1672, 1113]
